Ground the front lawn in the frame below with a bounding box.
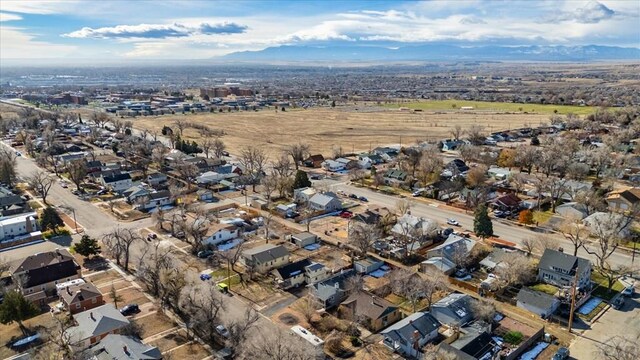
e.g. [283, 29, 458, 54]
[532, 210, 553, 224]
[530, 283, 559, 296]
[590, 272, 624, 301]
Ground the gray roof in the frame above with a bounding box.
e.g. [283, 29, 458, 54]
[517, 288, 558, 310]
[66, 304, 129, 342]
[479, 248, 513, 269]
[309, 193, 340, 207]
[243, 244, 289, 265]
[312, 269, 355, 302]
[539, 248, 590, 275]
[92, 334, 162, 360]
[292, 232, 317, 242]
[431, 293, 475, 325]
[381, 312, 440, 342]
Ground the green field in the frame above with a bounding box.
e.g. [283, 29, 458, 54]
[383, 100, 595, 116]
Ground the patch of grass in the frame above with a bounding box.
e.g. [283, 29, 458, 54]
[28, 200, 42, 209]
[530, 283, 559, 296]
[591, 272, 625, 292]
[532, 210, 553, 224]
[504, 330, 524, 345]
[381, 99, 595, 115]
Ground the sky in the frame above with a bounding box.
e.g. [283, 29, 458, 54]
[1, 0, 639, 62]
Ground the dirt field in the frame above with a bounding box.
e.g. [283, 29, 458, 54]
[131, 107, 550, 157]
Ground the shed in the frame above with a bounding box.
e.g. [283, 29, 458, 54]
[290, 232, 317, 247]
[354, 257, 384, 274]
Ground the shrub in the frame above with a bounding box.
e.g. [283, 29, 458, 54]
[350, 336, 362, 347]
[504, 330, 524, 345]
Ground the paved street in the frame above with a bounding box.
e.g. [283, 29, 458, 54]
[331, 182, 635, 269]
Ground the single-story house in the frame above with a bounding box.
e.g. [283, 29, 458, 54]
[555, 202, 589, 220]
[275, 203, 297, 217]
[430, 293, 475, 327]
[310, 269, 356, 309]
[241, 244, 290, 274]
[65, 304, 130, 350]
[339, 291, 401, 332]
[196, 171, 234, 185]
[59, 282, 104, 314]
[538, 248, 592, 290]
[101, 173, 133, 193]
[606, 187, 640, 212]
[373, 147, 399, 162]
[487, 166, 512, 180]
[391, 214, 439, 244]
[197, 189, 215, 202]
[321, 160, 345, 172]
[384, 169, 408, 185]
[426, 234, 476, 264]
[124, 185, 151, 204]
[583, 212, 632, 239]
[492, 193, 522, 211]
[147, 172, 168, 187]
[203, 223, 239, 246]
[479, 248, 515, 271]
[335, 157, 360, 170]
[90, 334, 162, 360]
[304, 154, 325, 168]
[353, 206, 395, 226]
[290, 232, 318, 247]
[381, 312, 441, 358]
[353, 257, 384, 274]
[516, 288, 560, 318]
[308, 193, 342, 213]
[420, 257, 456, 275]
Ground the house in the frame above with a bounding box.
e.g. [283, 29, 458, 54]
[90, 334, 162, 360]
[56, 151, 87, 165]
[606, 187, 640, 212]
[124, 185, 151, 204]
[555, 202, 589, 220]
[304, 154, 325, 168]
[445, 322, 496, 359]
[10, 249, 81, 304]
[479, 248, 515, 271]
[321, 160, 345, 172]
[383, 169, 408, 185]
[517, 288, 560, 318]
[353, 257, 384, 274]
[339, 291, 401, 332]
[420, 257, 456, 275]
[0, 186, 27, 217]
[492, 193, 522, 211]
[310, 269, 356, 309]
[391, 214, 439, 244]
[197, 189, 215, 202]
[442, 140, 464, 151]
[293, 187, 317, 203]
[0, 212, 40, 245]
[353, 206, 395, 227]
[583, 212, 632, 238]
[336, 157, 360, 170]
[65, 304, 130, 350]
[381, 312, 441, 358]
[357, 154, 384, 169]
[59, 282, 104, 314]
[275, 203, 297, 217]
[290, 232, 317, 247]
[538, 249, 592, 289]
[86, 160, 103, 173]
[272, 259, 329, 290]
[487, 166, 512, 180]
[101, 173, 133, 193]
[241, 244, 290, 273]
[133, 190, 172, 211]
[372, 147, 399, 162]
[426, 234, 476, 264]
[430, 293, 475, 327]
[147, 172, 168, 187]
[202, 223, 239, 246]
[308, 193, 342, 213]
[196, 171, 230, 185]
[446, 159, 470, 175]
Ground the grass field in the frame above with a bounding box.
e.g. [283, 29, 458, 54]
[132, 107, 550, 157]
[382, 99, 595, 115]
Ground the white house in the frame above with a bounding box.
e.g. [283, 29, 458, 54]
[101, 173, 133, 193]
[0, 212, 39, 243]
[203, 223, 240, 246]
[321, 160, 345, 172]
[294, 187, 316, 203]
[196, 171, 237, 185]
[134, 190, 172, 211]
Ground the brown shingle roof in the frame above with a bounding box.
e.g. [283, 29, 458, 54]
[60, 282, 102, 306]
[341, 291, 397, 320]
[620, 188, 640, 204]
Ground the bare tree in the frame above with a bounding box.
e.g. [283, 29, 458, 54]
[466, 165, 488, 188]
[286, 143, 310, 170]
[151, 145, 168, 169]
[467, 124, 486, 145]
[243, 327, 319, 360]
[43, 315, 75, 359]
[102, 228, 141, 272]
[239, 146, 268, 191]
[395, 199, 413, 216]
[226, 307, 261, 352]
[294, 293, 318, 323]
[213, 138, 226, 158]
[180, 285, 226, 346]
[91, 111, 110, 128]
[459, 144, 481, 164]
[559, 217, 589, 256]
[174, 161, 199, 189]
[390, 269, 442, 311]
[595, 334, 640, 360]
[0, 147, 18, 186]
[26, 170, 55, 204]
[66, 159, 87, 193]
[450, 125, 463, 141]
[174, 119, 187, 136]
[471, 298, 497, 323]
[493, 252, 536, 287]
[349, 223, 380, 258]
[201, 138, 214, 158]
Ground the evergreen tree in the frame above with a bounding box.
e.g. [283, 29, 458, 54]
[292, 170, 312, 190]
[0, 291, 39, 335]
[40, 206, 64, 234]
[473, 205, 494, 239]
[73, 235, 101, 258]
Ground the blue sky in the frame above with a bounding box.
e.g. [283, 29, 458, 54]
[1, 0, 639, 61]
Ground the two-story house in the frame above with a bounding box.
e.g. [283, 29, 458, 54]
[310, 269, 356, 309]
[203, 223, 240, 246]
[241, 244, 290, 274]
[538, 249, 592, 289]
[381, 312, 441, 358]
[339, 291, 401, 332]
[606, 187, 640, 212]
[101, 173, 133, 193]
[10, 249, 81, 304]
[272, 259, 329, 290]
[430, 293, 475, 327]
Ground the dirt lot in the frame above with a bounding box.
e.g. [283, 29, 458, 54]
[132, 107, 548, 157]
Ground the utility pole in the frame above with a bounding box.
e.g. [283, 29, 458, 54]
[568, 272, 578, 333]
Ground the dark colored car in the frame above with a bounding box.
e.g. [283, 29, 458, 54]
[197, 250, 214, 258]
[552, 347, 570, 360]
[358, 196, 368, 202]
[349, 194, 359, 199]
[120, 304, 140, 316]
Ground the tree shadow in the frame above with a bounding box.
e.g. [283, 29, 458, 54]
[48, 234, 72, 247]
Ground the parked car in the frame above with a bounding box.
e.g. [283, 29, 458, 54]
[216, 324, 230, 338]
[622, 286, 635, 297]
[412, 190, 423, 197]
[147, 233, 158, 240]
[200, 273, 212, 281]
[454, 268, 468, 278]
[120, 304, 140, 316]
[197, 250, 214, 259]
[358, 196, 368, 202]
[349, 194, 358, 199]
[442, 228, 454, 238]
[493, 210, 506, 218]
[552, 347, 570, 360]
[446, 218, 460, 226]
[59, 181, 68, 188]
[339, 211, 353, 219]
[221, 151, 230, 156]
[309, 174, 322, 180]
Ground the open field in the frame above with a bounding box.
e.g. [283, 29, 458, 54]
[382, 99, 596, 115]
[132, 107, 551, 157]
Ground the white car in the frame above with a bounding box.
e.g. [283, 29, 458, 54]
[622, 286, 635, 297]
[215, 324, 230, 338]
[446, 218, 460, 226]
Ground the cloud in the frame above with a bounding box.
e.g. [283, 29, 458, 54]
[0, 12, 22, 22]
[63, 21, 247, 39]
[1, 26, 77, 58]
[459, 16, 486, 24]
[549, 1, 617, 23]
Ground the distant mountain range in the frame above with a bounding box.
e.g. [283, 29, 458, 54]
[220, 44, 640, 62]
